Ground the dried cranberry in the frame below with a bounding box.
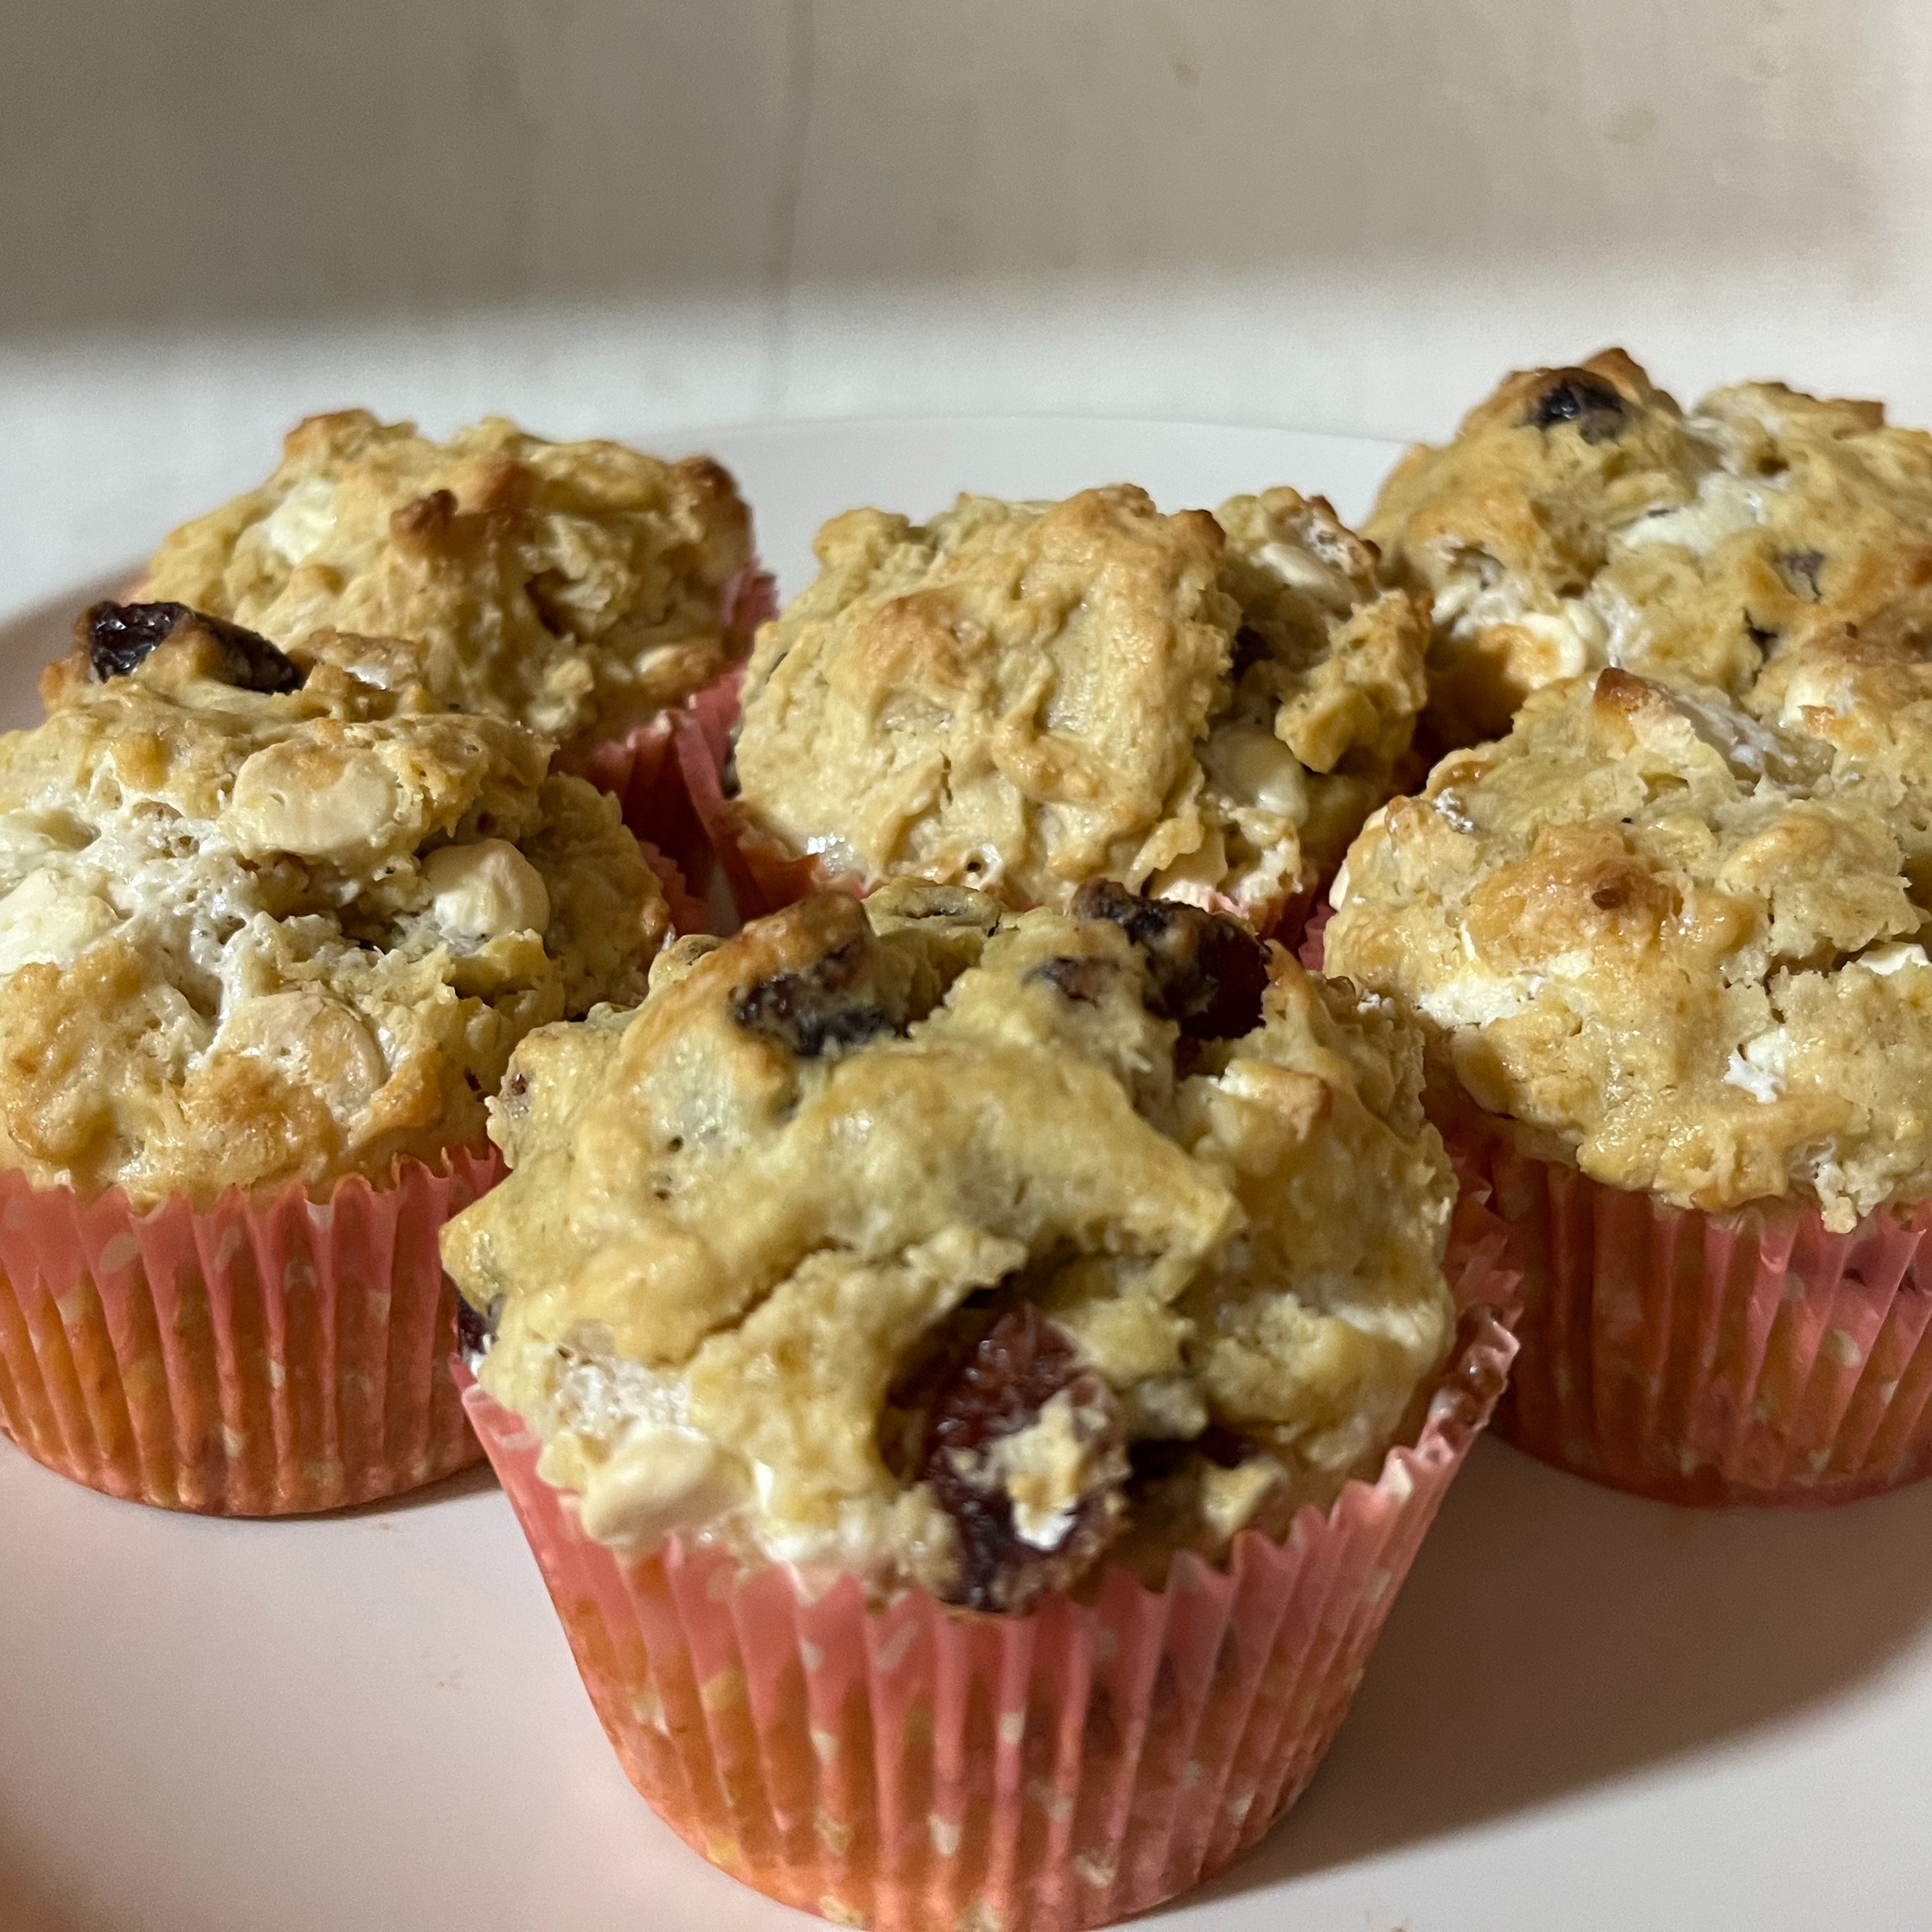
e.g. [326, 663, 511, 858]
[729, 933, 901, 1060]
[916, 1305, 1123, 1613]
[454, 1293, 503, 1366]
[83, 601, 304, 693]
[1524, 374, 1627, 443]
[1025, 953, 1117, 1006]
[1072, 879, 1268, 1039]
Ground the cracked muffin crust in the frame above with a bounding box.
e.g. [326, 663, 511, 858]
[727, 485, 1426, 928]
[1324, 665, 1932, 1230]
[141, 410, 757, 748]
[1367, 349, 1932, 746]
[442, 877, 1458, 1609]
[1746, 626, 1932, 896]
[0, 602, 670, 1208]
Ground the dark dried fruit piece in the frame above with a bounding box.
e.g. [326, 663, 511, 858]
[83, 600, 304, 693]
[455, 1292, 504, 1366]
[1780, 549, 1826, 600]
[1071, 878, 1269, 1039]
[916, 1305, 1124, 1613]
[1025, 953, 1118, 1006]
[729, 933, 900, 1059]
[1524, 373, 1628, 443]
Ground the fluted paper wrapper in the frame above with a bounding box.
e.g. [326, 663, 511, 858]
[671, 666, 844, 923]
[572, 563, 775, 922]
[460, 1215, 1516, 1929]
[1452, 1122, 1932, 1506]
[0, 1147, 503, 1514]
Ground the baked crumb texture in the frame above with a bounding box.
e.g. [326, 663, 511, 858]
[0, 604, 668, 1208]
[1326, 658, 1932, 1230]
[1367, 349, 1932, 746]
[729, 486, 1426, 927]
[142, 410, 755, 747]
[443, 878, 1457, 1609]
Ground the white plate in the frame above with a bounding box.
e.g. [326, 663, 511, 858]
[2, 419, 1929, 1932]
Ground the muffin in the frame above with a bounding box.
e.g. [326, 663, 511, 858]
[0, 600, 670, 1513]
[1366, 349, 1932, 747]
[141, 409, 774, 860]
[709, 485, 1426, 938]
[1324, 663, 1932, 1503]
[444, 879, 1515, 1928]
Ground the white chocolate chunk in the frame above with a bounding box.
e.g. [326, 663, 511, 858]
[0, 870, 118, 976]
[1202, 723, 1312, 824]
[227, 744, 402, 859]
[573, 1428, 744, 1549]
[219, 991, 389, 1118]
[262, 475, 341, 567]
[424, 839, 551, 941]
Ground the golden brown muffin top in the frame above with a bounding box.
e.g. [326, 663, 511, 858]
[0, 603, 669, 1207]
[729, 485, 1425, 926]
[142, 410, 755, 748]
[443, 879, 1456, 1606]
[1747, 626, 1932, 896]
[1367, 350, 1932, 746]
[1325, 665, 1932, 1229]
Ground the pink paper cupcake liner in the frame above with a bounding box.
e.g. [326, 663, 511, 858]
[1298, 900, 1334, 972]
[459, 1204, 1517, 1930]
[670, 667, 854, 925]
[723, 559, 780, 647]
[637, 839, 711, 939]
[1450, 1120, 1932, 1506]
[0, 1147, 504, 1515]
[571, 561, 776, 915]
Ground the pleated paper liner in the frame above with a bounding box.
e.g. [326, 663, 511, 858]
[0, 1145, 504, 1515]
[1297, 899, 1334, 972]
[572, 564, 775, 909]
[670, 665, 847, 925]
[459, 1203, 1517, 1931]
[637, 839, 712, 939]
[1449, 1118, 1932, 1506]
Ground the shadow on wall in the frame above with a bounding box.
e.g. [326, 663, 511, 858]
[0, 1810, 101, 1932]
[0, 0, 1886, 337]
[1191, 1435, 1932, 1905]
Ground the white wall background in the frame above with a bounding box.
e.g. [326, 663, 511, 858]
[4, 0, 1929, 610]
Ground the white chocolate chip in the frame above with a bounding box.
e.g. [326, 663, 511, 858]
[1616, 471, 1766, 557]
[262, 475, 340, 567]
[218, 991, 388, 1119]
[574, 1428, 743, 1549]
[0, 870, 119, 976]
[1202, 724, 1311, 825]
[424, 839, 551, 942]
[1254, 539, 1355, 613]
[227, 743, 401, 860]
